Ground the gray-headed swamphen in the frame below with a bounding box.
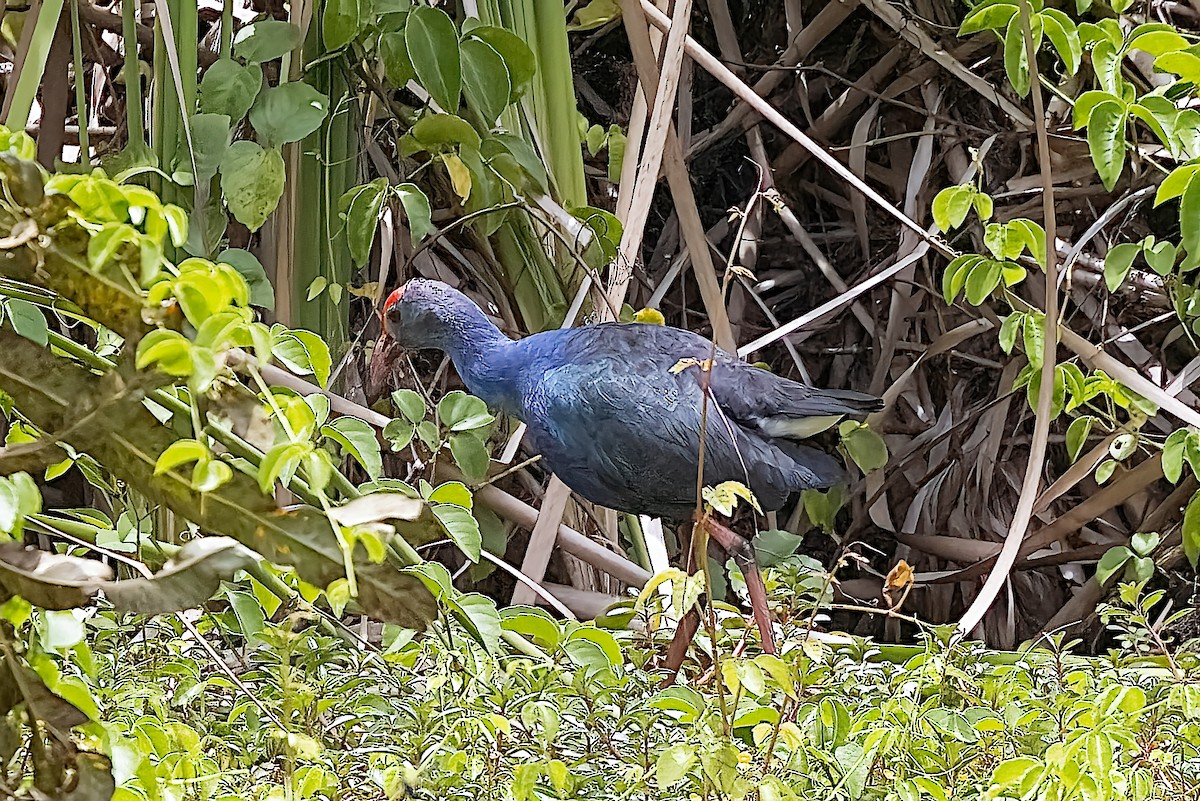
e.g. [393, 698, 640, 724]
[382, 278, 882, 652]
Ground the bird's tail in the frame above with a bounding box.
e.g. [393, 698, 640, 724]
[756, 386, 883, 440]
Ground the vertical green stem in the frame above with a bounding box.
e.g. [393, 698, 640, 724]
[3, 0, 67, 129]
[151, 0, 197, 213]
[121, 0, 145, 147]
[68, 0, 89, 168]
[220, 0, 233, 58]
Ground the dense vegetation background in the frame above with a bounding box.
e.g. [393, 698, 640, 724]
[0, 0, 1194, 796]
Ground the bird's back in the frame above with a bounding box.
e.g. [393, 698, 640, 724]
[500, 322, 877, 519]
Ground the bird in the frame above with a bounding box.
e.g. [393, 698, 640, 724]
[381, 278, 882, 657]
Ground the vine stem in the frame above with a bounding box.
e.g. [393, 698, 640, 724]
[956, 0, 1059, 637]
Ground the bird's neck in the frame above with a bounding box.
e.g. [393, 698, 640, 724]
[441, 309, 522, 413]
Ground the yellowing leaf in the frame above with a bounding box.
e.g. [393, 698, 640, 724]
[443, 153, 472, 200]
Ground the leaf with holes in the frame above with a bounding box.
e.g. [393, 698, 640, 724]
[220, 141, 285, 232]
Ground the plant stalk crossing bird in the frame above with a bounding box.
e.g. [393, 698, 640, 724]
[381, 279, 882, 647]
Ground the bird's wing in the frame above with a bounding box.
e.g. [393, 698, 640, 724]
[609, 323, 881, 441]
[705, 355, 883, 440]
[522, 356, 708, 514]
[523, 335, 842, 513]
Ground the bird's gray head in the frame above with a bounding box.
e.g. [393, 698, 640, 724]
[381, 278, 488, 351]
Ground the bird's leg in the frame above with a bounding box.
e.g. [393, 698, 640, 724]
[661, 521, 700, 685]
[702, 518, 778, 655]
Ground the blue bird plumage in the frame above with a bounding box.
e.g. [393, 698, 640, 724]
[383, 279, 882, 520]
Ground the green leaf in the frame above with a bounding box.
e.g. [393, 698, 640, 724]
[1154, 162, 1200, 206]
[1163, 428, 1189, 483]
[198, 58, 263, 121]
[1184, 490, 1200, 568]
[1104, 242, 1141, 292]
[86, 222, 136, 272]
[6, 300, 47, 347]
[189, 113, 231, 185]
[1099, 546, 1132, 592]
[154, 439, 209, 475]
[1092, 40, 1124, 95]
[338, 178, 389, 266]
[136, 329, 193, 375]
[1073, 90, 1122, 131]
[942, 254, 982, 304]
[1003, 13, 1041, 97]
[990, 758, 1042, 789]
[383, 419, 414, 449]
[453, 592, 501, 652]
[1021, 313, 1045, 369]
[406, 7, 461, 112]
[573, 206, 624, 264]
[1155, 50, 1200, 83]
[428, 481, 472, 508]
[219, 141, 285, 232]
[999, 313, 1023, 354]
[258, 442, 312, 494]
[1087, 100, 1128, 192]
[501, 606, 562, 649]
[931, 185, 976, 231]
[397, 182, 434, 246]
[964, 259, 1004, 305]
[249, 82, 331, 148]
[323, 417, 383, 480]
[1040, 9, 1080, 75]
[1127, 25, 1189, 56]
[410, 113, 481, 151]
[216, 248, 274, 309]
[1131, 531, 1160, 557]
[433, 502, 481, 562]
[466, 26, 536, 102]
[460, 39, 511, 128]
[437, 391, 494, 432]
[192, 458, 232, 492]
[392, 389, 426, 423]
[272, 326, 332, 387]
[1096, 458, 1118, 484]
[841, 422, 889, 472]
[448, 433, 490, 481]
[379, 31, 415, 87]
[1007, 219, 1046, 267]
[655, 744, 696, 787]
[1143, 240, 1177, 276]
[753, 529, 804, 567]
[959, 1, 1017, 33]
[1129, 96, 1178, 154]
[233, 20, 304, 64]
[1065, 416, 1093, 462]
[1182, 175, 1200, 261]
[323, 0, 368, 51]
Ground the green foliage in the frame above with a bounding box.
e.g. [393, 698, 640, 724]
[11, 572, 1188, 799]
